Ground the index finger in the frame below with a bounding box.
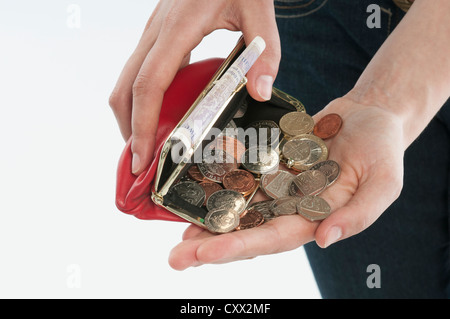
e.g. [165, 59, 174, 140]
[130, 30, 203, 175]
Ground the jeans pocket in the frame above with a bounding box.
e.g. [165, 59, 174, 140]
[274, 0, 328, 18]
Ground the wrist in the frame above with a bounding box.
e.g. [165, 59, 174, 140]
[343, 86, 413, 150]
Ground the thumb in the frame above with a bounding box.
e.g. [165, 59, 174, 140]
[315, 168, 404, 248]
[239, 0, 281, 102]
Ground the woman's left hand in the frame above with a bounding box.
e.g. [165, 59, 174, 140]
[168, 96, 405, 270]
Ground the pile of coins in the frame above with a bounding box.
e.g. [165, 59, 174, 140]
[168, 111, 343, 234]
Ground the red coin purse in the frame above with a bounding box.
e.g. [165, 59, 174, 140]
[114, 38, 305, 227]
[115, 57, 225, 223]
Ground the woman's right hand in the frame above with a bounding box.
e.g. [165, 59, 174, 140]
[109, 0, 281, 175]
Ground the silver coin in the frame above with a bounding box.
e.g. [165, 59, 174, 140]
[244, 120, 280, 149]
[281, 138, 311, 166]
[247, 200, 276, 222]
[303, 140, 323, 165]
[198, 149, 238, 183]
[206, 189, 246, 215]
[169, 181, 206, 207]
[204, 208, 240, 233]
[309, 160, 340, 186]
[289, 170, 328, 197]
[241, 147, 280, 175]
[269, 196, 298, 216]
[261, 170, 295, 199]
[297, 195, 331, 221]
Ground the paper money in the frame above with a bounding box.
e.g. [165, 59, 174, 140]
[172, 36, 266, 162]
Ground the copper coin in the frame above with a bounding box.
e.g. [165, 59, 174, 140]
[212, 136, 246, 163]
[236, 209, 264, 230]
[313, 113, 343, 139]
[198, 150, 238, 183]
[222, 169, 256, 195]
[187, 164, 207, 182]
[243, 178, 260, 198]
[247, 200, 276, 222]
[198, 181, 223, 206]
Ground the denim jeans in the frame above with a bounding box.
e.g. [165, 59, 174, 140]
[274, 0, 450, 298]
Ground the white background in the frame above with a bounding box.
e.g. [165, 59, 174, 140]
[0, 0, 320, 298]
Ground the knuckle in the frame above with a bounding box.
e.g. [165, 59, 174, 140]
[108, 88, 127, 111]
[132, 73, 152, 97]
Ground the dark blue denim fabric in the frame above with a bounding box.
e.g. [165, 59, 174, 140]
[274, 0, 450, 298]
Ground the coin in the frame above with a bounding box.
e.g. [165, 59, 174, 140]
[198, 149, 238, 183]
[283, 134, 328, 171]
[204, 208, 240, 233]
[279, 112, 314, 137]
[313, 113, 342, 139]
[309, 160, 340, 186]
[241, 147, 280, 175]
[219, 120, 238, 138]
[281, 138, 311, 168]
[297, 195, 331, 221]
[198, 181, 223, 206]
[244, 120, 280, 149]
[206, 189, 247, 215]
[169, 181, 206, 207]
[269, 196, 298, 216]
[187, 164, 207, 182]
[247, 200, 276, 222]
[236, 208, 264, 230]
[261, 170, 295, 199]
[289, 170, 328, 197]
[210, 135, 246, 163]
[223, 169, 256, 196]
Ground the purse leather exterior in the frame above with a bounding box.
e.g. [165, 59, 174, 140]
[115, 58, 225, 222]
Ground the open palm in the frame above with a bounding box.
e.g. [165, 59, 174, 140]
[169, 97, 405, 270]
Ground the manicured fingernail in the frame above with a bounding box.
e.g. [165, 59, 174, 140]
[132, 153, 141, 175]
[323, 226, 342, 248]
[256, 75, 273, 101]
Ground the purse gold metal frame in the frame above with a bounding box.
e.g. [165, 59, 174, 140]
[151, 37, 305, 228]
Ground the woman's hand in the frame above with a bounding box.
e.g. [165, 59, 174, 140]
[168, 96, 405, 270]
[109, 0, 281, 175]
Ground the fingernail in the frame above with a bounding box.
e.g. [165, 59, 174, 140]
[256, 75, 273, 101]
[132, 153, 141, 175]
[323, 226, 342, 248]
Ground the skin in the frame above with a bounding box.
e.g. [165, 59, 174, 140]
[109, 0, 450, 270]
